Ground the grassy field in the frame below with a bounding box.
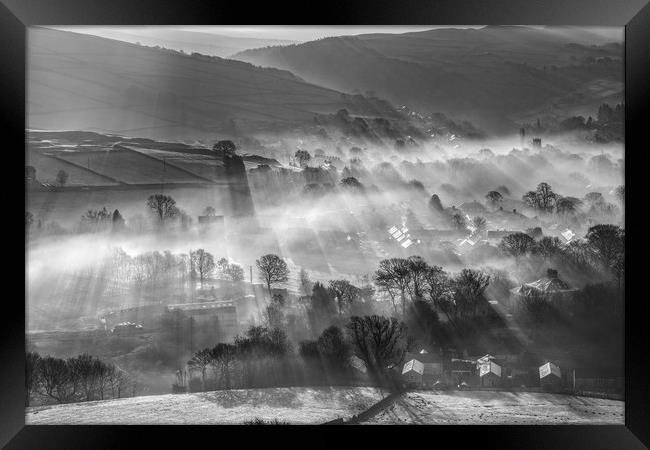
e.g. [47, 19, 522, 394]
[57, 149, 208, 185]
[26, 387, 387, 425]
[25, 388, 625, 425]
[364, 391, 624, 425]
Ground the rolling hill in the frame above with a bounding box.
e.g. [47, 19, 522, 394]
[50, 27, 298, 58]
[233, 26, 623, 134]
[27, 27, 398, 142]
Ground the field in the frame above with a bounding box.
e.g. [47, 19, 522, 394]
[29, 154, 120, 187]
[364, 391, 624, 425]
[25, 387, 387, 425]
[57, 149, 209, 185]
[25, 388, 624, 425]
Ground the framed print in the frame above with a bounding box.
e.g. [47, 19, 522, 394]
[1, 0, 649, 447]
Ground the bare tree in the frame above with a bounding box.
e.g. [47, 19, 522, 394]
[40, 356, 75, 403]
[328, 280, 361, 315]
[453, 269, 490, 318]
[536, 236, 562, 262]
[499, 232, 536, 261]
[346, 315, 405, 380]
[67, 353, 100, 401]
[256, 254, 289, 297]
[188, 348, 214, 390]
[375, 258, 411, 316]
[524, 182, 557, 212]
[108, 367, 130, 399]
[146, 194, 179, 224]
[536, 182, 558, 212]
[210, 343, 237, 389]
[190, 249, 215, 288]
[422, 265, 456, 325]
[405, 255, 429, 301]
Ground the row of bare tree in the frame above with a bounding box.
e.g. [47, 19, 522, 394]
[26, 352, 135, 406]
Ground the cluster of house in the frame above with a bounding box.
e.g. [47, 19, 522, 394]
[400, 349, 600, 393]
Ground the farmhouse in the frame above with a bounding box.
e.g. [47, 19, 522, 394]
[479, 360, 502, 387]
[405, 350, 444, 387]
[402, 359, 425, 387]
[539, 362, 563, 391]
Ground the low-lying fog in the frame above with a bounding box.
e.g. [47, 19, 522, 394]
[26, 131, 624, 332]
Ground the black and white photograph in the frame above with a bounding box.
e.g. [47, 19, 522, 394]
[23, 23, 628, 426]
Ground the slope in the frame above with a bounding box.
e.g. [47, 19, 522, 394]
[28, 27, 397, 141]
[234, 26, 623, 134]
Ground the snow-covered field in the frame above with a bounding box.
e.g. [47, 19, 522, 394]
[25, 388, 624, 425]
[26, 387, 387, 425]
[364, 391, 624, 425]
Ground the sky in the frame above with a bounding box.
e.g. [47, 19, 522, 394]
[51, 25, 477, 43]
[50, 25, 623, 43]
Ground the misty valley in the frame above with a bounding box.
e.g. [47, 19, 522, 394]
[25, 25, 624, 425]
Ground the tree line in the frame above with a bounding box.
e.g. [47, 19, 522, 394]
[26, 352, 135, 406]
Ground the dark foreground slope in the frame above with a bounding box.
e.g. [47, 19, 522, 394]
[28, 28, 397, 141]
[234, 26, 623, 133]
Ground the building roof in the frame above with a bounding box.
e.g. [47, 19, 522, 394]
[539, 362, 562, 379]
[476, 354, 497, 365]
[511, 270, 576, 296]
[511, 278, 575, 296]
[479, 361, 502, 377]
[402, 359, 425, 375]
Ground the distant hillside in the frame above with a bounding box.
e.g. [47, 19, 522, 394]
[28, 28, 398, 141]
[51, 27, 297, 58]
[234, 26, 623, 134]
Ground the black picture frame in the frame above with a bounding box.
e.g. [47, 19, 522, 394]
[2, 0, 648, 448]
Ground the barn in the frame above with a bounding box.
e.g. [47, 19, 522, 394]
[479, 360, 502, 387]
[539, 362, 563, 391]
[402, 359, 425, 387]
